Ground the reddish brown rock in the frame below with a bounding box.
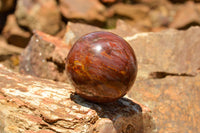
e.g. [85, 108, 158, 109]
[170, 1, 200, 29]
[19, 30, 71, 82]
[2, 14, 31, 48]
[15, 0, 62, 35]
[0, 64, 154, 133]
[0, 0, 15, 12]
[59, 0, 106, 22]
[66, 31, 137, 103]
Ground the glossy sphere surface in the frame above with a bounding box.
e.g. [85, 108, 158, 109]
[66, 31, 137, 103]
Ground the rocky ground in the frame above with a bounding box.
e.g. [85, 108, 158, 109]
[0, 0, 200, 132]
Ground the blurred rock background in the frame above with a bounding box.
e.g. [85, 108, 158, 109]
[1, 0, 200, 47]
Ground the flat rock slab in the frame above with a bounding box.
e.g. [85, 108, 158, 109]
[126, 26, 200, 132]
[128, 75, 200, 132]
[126, 26, 200, 80]
[0, 64, 154, 133]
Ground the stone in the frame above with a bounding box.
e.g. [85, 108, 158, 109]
[63, 20, 138, 47]
[0, 0, 15, 12]
[107, 3, 151, 31]
[124, 26, 200, 132]
[15, 0, 62, 35]
[89, 118, 117, 133]
[0, 0, 14, 32]
[66, 31, 137, 103]
[128, 75, 200, 132]
[124, 27, 200, 80]
[0, 36, 23, 72]
[59, 0, 106, 22]
[109, 20, 139, 37]
[63, 22, 102, 47]
[149, 4, 173, 29]
[2, 14, 31, 48]
[0, 64, 154, 133]
[19, 30, 71, 82]
[170, 1, 200, 29]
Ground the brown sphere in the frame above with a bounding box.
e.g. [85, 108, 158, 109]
[66, 31, 137, 103]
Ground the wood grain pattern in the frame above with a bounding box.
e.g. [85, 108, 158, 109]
[66, 31, 137, 102]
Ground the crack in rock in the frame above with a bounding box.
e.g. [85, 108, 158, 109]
[149, 71, 195, 79]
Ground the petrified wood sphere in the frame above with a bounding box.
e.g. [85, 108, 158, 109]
[66, 31, 137, 103]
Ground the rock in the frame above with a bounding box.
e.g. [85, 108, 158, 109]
[124, 26, 200, 132]
[55, 22, 66, 39]
[0, 0, 14, 32]
[19, 30, 71, 82]
[2, 14, 31, 48]
[107, 3, 151, 31]
[149, 5, 173, 28]
[134, 0, 169, 7]
[109, 20, 139, 37]
[63, 20, 138, 47]
[170, 1, 200, 29]
[89, 118, 117, 133]
[15, 0, 62, 35]
[59, 0, 106, 22]
[0, 36, 23, 55]
[0, 64, 154, 133]
[124, 27, 200, 80]
[0, 36, 23, 72]
[128, 75, 200, 133]
[63, 22, 102, 47]
[0, 0, 15, 12]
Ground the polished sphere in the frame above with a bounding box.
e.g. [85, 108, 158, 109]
[66, 31, 137, 103]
